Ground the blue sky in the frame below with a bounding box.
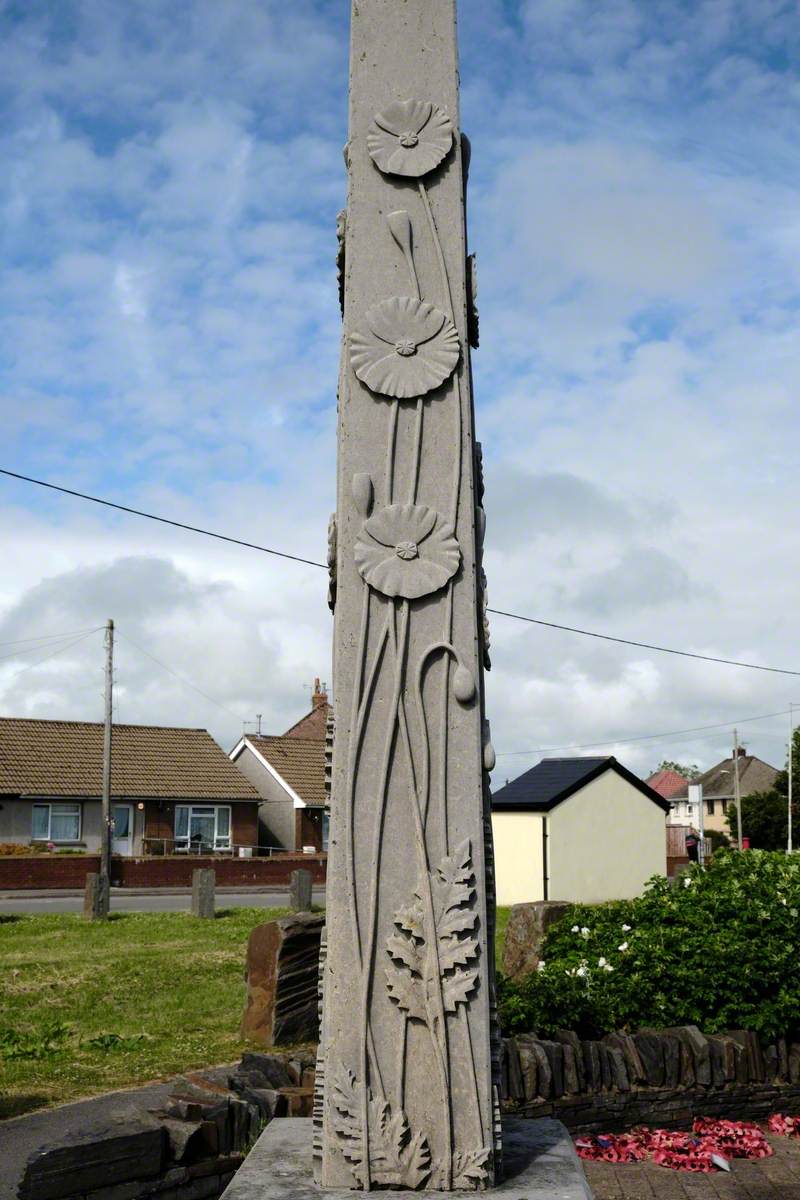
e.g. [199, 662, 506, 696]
[2, 0, 800, 779]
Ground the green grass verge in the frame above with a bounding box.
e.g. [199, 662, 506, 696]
[0, 907, 287, 1118]
[0, 903, 512, 1119]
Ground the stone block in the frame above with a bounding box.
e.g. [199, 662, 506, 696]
[778, 1037, 789, 1081]
[240, 913, 324, 1046]
[598, 1044, 613, 1091]
[555, 1030, 585, 1091]
[528, 1040, 553, 1099]
[540, 1041, 565, 1098]
[288, 868, 313, 912]
[516, 1041, 539, 1102]
[789, 1043, 800, 1084]
[159, 1118, 207, 1164]
[236, 1052, 293, 1090]
[562, 1044, 580, 1095]
[191, 869, 215, 919]
[501, 902, 572, 980]
[662, 1035, 681, 1088]
[19, 1122, 166, 1200]
[605, 1046, 630, 1092]
[765, 1044, 778, 1081]
[581, 1041, 602, 1091]
[83, 871, 110, 920]
[727, 1030, 765, 1081]
[505, 1039, 524, 1102]
[662, 1025, 711, 1086]
[277, 1086, 314, 1117]
[604, 1032, 646, 1086]
[633, 1032, 665, 1087]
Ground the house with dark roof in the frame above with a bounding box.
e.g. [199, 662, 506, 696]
[0, 717, 261, 856]
[669, 750, 779, 834]
[491, 756, 669, 905]
[229, 681, 330, 852]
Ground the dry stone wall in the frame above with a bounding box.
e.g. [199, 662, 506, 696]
[501, 1026, 800, 1134]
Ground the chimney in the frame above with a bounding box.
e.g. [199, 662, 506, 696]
[312, 678, 328, 710]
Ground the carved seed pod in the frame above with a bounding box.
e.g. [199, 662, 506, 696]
[476, 505, 486, 548]
[452, 663, 475, 704]
[483, 740, 496, 772]
[351, 473, 374, 517]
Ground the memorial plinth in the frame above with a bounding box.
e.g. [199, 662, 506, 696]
[219, 1118, 592, 1200]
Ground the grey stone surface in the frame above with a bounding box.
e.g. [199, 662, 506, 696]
[240, 913, 324, 1046]
[289, 868, 313, 913]
[501, 903, 572, 980]
[220, 1118, 592, 1200]
[83, 871, 109, 919]
[319, 0, 496, 1190]
[18, 1119, 166, 1200]
[191, 868, 215, 919]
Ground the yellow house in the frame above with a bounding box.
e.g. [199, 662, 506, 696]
[491, 756, 669, 906]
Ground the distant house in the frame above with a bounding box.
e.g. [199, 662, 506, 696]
[491, 756, 669, 906]
[669, 749, 779, 834]
[0, 717, 261, 855]
[230, 679, 330, 852]
[646, 768, 690, 803]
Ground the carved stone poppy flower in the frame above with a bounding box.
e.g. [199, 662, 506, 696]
[367, 99, 453, 178]
[354, 504, 460, 600]
[350, 296, 459, 399]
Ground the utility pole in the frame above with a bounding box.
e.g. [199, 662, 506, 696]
[733, 727, 743, 850]
[93, 618, 113, 919]
[789, 704, 794, 855]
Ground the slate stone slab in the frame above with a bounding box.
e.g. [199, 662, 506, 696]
[240, 913, 324, 1046]
[219, 1117, 593, 1200]
[19, 1120, 166, 1200]
[501, 902, 572, 980]
[633, 1032, 665, 1087]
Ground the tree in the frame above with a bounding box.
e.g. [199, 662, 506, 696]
[726, 729, 800, 850]
[652, 759, 701, 780]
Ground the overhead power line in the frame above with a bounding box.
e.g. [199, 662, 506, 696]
[4, 466, 800, 677]
[0, 629, 101, 680]
[496, 707, 790, 758]
[0, 627, 101, 650]
[116, 629, 246, 722]
[0, 468, 326, 570]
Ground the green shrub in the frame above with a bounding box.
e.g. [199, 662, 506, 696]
[498, 850, 800, 1041]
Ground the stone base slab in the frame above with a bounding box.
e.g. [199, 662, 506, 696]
[219, 1116, 593, 1199]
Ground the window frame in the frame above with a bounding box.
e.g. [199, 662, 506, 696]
[173, 804, 233, 852]
[31, 802, 82, 844]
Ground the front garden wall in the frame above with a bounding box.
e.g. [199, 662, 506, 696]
[0, 853, 327, 890]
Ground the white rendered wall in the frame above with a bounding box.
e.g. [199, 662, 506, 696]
[491, 811, 545, 906]
[548, 773, 666, 903]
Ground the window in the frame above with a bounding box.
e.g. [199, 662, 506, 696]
[686, 804, 694, 817]
[721, 798, 728, 814]
[174, 804, 232, 852]
[706, 798, 715, 816]
[31, 803, 81, 842]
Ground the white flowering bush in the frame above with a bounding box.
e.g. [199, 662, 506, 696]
[498, 850, 800, 1039]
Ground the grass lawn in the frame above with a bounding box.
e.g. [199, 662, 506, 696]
[0, 907, 287, 1118]
[0, 904, 513, 1119]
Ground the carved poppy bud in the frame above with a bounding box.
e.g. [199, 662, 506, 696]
[352, 472, 373, 517]
[483, 740, 496, 772]
[452, 663, 475, 704]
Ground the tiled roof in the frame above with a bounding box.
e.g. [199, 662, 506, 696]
[283, 702, 330, 741]
[646, 769, 690, 800]
[247, 735, 327, 807]
[492, 755, 670, 814]
[672, 755, 779, 801]
[0, 717, 260, 801]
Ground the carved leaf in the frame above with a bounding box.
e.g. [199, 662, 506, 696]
[385, 964, 426, 1022]
[386, 841, 480, 1026]
[453, 1147, 491, 1188]
[330, 1064, 431, 1189]
[442, 967, 479, 1012]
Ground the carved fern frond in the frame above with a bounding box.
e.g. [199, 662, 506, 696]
[386, 839, 480, 1025]
[453, 1146, 491, 1188]
[330, 1064, 431, 1189]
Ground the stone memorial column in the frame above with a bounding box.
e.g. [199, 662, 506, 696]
[317, 0, 498, 1190]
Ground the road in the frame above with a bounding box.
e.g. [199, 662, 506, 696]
[0, 889, 326, 915]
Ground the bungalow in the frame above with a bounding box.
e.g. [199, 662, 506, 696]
[0, 717, 261, 855]
[230, 680, 330, 852]
[668, 749, 779, 834]
[491, 755, 669, 906]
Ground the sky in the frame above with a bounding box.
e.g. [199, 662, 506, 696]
[1, 0, 800, 784]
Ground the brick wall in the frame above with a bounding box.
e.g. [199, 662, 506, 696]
[0, 852, 326, 890]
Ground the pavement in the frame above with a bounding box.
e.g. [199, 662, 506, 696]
[584, 1133, 800, 1199]
[0, 887, 325, 914]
